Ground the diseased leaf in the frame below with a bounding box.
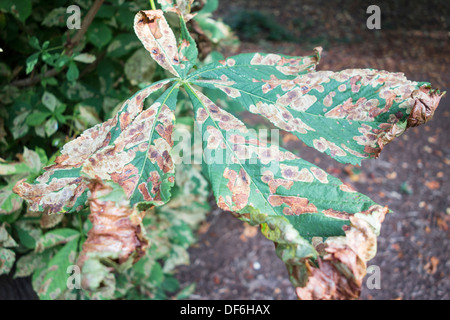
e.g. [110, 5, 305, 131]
[14, 250, 47, 278]
[124, 48, 157, 86]
[0, 248, 15, 275]
[44, 117, 58, 137]
[35, 228, 80, 253]
[0, 223, 18, 248]
[107, 33, 141, 58]
[42, 91, 58, 112]
[36, 236, 79, 300]
[41, 7, 67, 27]
[0, 184, 23, 215]
[0, 147, 44, 216]
[190, 49, 443, 165]
[134, 10, 183, 77]
[177, 15, 198, 77]
[296, 208, 387, 300]
[14, 79, 177, 214]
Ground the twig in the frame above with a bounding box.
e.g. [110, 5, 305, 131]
[10, 0, 104, 88]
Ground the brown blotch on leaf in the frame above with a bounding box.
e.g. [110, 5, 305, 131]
[268, 195, 318, 215]
[138, 11, 163, 39]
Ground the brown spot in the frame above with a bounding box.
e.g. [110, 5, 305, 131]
[322, 208, 351, 220]
[110, 164, 139, 199]
[268, 195, 318, 215]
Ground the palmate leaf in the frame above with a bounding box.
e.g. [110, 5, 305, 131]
[13, 9, 443, 300]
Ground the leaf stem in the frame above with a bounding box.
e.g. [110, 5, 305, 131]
[150, 0, 156, 10]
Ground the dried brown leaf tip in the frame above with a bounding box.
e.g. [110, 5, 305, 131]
[407, 85, 444, 128]
[296, 205, 388, 300]
[77, 180, 149, 272]
[374, 85, 444, 158]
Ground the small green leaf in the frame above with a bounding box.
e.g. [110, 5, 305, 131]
[14, 221, 42, 250]
[41, 52, 59, 66]
[26, 111, 51, 126]
[2, 0, 32, 22]
[87, 22, 112, 48]
[174, 283, 196, 299]
[25, 52, 39, 74]
[41, 41, 49, 50]
[161, 276, 179, 293]
[55, 55, 70, 69]
[44, 77, 58, 86]
[55, 112, 66, 124]
[66, 61, 79, 82]
[28, 36, 40, 50]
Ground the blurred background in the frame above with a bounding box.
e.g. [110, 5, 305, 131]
[0, 0, 448, 300]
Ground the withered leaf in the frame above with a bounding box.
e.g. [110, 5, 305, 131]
[77, 180, 149, 291]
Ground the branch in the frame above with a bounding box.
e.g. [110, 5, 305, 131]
[10, 0, 104, 88]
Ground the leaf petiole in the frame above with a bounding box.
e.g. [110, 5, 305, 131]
[149, 0, 156, 10]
